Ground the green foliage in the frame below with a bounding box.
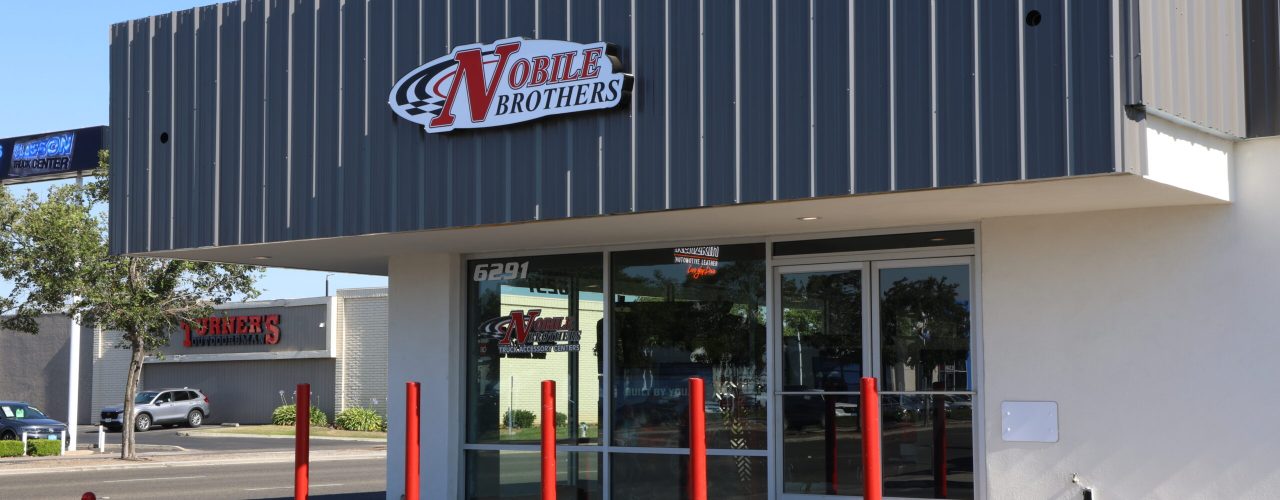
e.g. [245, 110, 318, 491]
[272, 404, 329, 427]
[554, 412, 568, 428]
[335, 407, 387, 432]
[0, 151, 263, 459]
[503, 409, 537, 429]
[0, 440, 23, 457]
[26, 439, 62, 456]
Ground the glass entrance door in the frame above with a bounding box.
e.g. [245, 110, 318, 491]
[776, 264, 868, 498]
[775, 259, 975, 500]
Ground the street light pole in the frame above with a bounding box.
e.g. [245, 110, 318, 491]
[325, 273, 335, 296]
[66, 172, 84, 453]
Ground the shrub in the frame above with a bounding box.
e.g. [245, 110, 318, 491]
[272, 404, 329, 427]
[0, 441, 22, 457]
[335, 407, 386, 432]
[27, 440, 62, 456]
[555, 412, 568, 428]
[502, 409, 536, 429]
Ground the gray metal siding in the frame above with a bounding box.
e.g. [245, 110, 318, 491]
[854, 0, 891, 193]
[813, 0, 852, 196]
[110, 0, 1122, 255]
[1068, 0, 1115, 174]
[1023, 0, 1067, 180]
[1244, 0, 1280, 138]
[935, 0, 977, 187]
[143, 359, 336, 424]
[218, 3, 243, 247]
[979, 0, 1022, 183]
[109, 23, 129, 254]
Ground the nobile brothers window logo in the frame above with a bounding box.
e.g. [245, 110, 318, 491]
[389, 37, 632, 133]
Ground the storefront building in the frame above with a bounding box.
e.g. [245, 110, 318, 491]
[91, 288, 389, 424]
[107, 0, 1280, 499]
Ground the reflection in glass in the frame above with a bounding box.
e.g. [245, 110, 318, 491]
[466, 450, 601, 499]
[881, 394, 975, 499]
[781, 271, 862, 392]
[467, 254, 604, 445]
[781, 394, 864, 495]
[879, 266, 972, 392]
[610, 453, 767, 500]
[610, 244, 767, 451]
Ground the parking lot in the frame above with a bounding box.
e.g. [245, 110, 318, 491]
[78, 425, 384, 454]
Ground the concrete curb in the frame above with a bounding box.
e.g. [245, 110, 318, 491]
[175, 430, 386, 443]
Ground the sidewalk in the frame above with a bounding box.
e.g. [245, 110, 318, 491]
[0, 447, 386, 476]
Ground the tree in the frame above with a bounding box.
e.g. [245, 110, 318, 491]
[0, 151, 262, 459]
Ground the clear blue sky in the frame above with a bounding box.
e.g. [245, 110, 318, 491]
[0, 0, 387, 300]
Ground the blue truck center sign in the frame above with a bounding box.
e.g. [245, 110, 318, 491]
[0, 126, 107, 184]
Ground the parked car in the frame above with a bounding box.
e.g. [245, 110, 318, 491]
[100, 388, 210, 432]
[0, 401, 68, 441]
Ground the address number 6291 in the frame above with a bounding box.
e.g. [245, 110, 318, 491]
[473, 261, 530, 281]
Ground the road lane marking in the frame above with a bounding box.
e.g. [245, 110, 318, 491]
[103, 475, 207, 483]
[243, 483, 344, 491]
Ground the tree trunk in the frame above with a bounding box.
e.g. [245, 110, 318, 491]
[120, 334, 146, 460]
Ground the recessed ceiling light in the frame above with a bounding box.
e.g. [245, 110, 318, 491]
[797, 216, 821, 221]
[252, 256, 272, 260]
[930, 237, 946, 242]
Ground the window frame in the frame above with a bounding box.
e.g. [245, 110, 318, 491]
[459, 224, 985, 500]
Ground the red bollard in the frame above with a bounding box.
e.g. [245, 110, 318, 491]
[296, 383, 310, 500]
[860, 377, 882, 500]
[688, 378, 707, 500]
[406, 382, 421, 500]
[541, 381, 556, 500]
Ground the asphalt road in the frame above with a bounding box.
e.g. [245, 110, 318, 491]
[0, 456, 386, 499]
[77, 425, 382, 454]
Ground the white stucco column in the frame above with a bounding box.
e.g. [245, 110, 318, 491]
[386, 253, 463, 500]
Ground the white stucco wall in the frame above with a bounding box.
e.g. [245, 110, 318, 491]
[386, 254, 463, 500]
[980, 136, 1280, 499]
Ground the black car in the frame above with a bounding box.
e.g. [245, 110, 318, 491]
[0, 401, 67, 441]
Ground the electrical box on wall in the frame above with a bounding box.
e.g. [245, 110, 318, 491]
[1001, 401, 1059, 442]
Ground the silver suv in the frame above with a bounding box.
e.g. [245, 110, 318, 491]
[100, 388, 210, 432]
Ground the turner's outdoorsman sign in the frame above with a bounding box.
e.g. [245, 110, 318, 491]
[389, 38, 632, 133]
[181, 314, 282, 347]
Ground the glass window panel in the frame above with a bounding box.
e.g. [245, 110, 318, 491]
[465, 450, 601, 500]
[781, 271, 863, 392]
[466, 253, 604, 445]
[879, 265, 972, 392]
[610, 453, 767, 500]
[781, 394, 865, 496]
[881, 394, 975, 499]
[611, 244, 767, 449]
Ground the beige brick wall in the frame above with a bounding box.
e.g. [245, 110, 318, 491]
[337, 288, 389, 416]
[90, 328, 132, 419]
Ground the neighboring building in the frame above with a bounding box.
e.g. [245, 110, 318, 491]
[106, 1, 1280, 500]
[86, 288, 388, 425]
[0, 314, 93, 424]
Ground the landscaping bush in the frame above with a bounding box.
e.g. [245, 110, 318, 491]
[502, 409, 536, 429]
[272, 404, 329, 427]
[27, 440, 62, 456]
[335, 407, 386, 432]
[555, 412, 568, 428]
[0, 441, 23, 457]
